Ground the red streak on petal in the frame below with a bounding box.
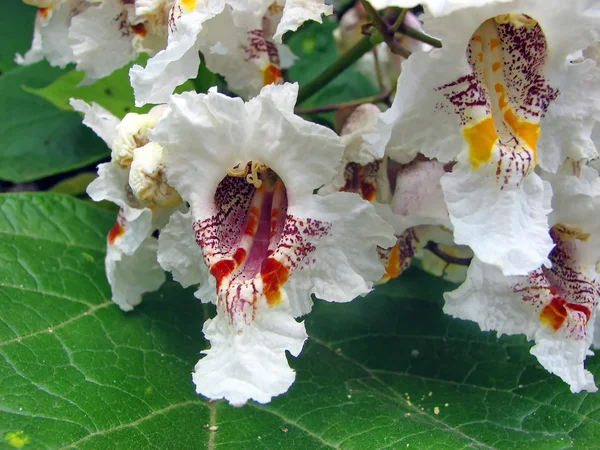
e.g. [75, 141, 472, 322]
[233, 247, 247, 266]
[540, 297, 568, 331]
[39, 7, 49, 18]
[260, 257, 289, 306]
[565, 302, 592, 323]
[210, 259, 236, 289]
[107, 221, 125, 245]
[542, 288, 592, 327]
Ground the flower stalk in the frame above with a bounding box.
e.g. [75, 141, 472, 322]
[296, 31, 384, 104]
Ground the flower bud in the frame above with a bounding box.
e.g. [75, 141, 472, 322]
[129, 142, 182, 208]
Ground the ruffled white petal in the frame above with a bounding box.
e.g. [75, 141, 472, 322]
[537, 59, 600, 172]
[87, 163, 153, 230]
[441, 166, 553, 275]
[193, 309, 307, 406]
[283, 192, 395, 316]
[106, 235, 165, 311]
[135, 0, 163, 15]
[40, 0, 79, 67]
[547, 166, 600, 258]
[273, 0, 332, 43]
[69, 0, 136, 84]
[199, 9, 279, 99]
[130, 6, 224, 106]
[369, 50, 466, 163]
[69, 99, 120, 148]
[157, 211, 209, 288]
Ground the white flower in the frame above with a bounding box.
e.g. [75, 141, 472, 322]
[371, 1, 600, 276]
[130, 0, 329, 105]
[151, 83, 395, 405]
[70, 99, 184, 310]
[445, 163, 600, 392]
[17, 0, 84, 67]
[198, 6, 287, 99]
[18, 0, 172, 83]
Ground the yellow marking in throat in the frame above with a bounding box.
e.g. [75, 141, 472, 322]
[179, 0, 196, 11]
[553, 224, 591, 242]
[463, 117, 498, 168]
[494, 83, 540, 161]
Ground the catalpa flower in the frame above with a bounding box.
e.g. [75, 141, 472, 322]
[372, 0, 600, 275]
[18, 0, 173, 83]
[151, 83, 395, 405]
[445, 162, 600, 392]
[131, 0, 328, 105]
[71, 99, 184, 310]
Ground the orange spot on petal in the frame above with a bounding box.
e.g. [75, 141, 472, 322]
[261, 257, 290, 306]
[383, 243, 401, 281]
[490, 38, 501, 50]
[262, 64, 282, 86]
[39, 7, 50, 18]
[492, 61, 502, 72]
[540, 296, 568, 331]
[131, 23, 147, 37]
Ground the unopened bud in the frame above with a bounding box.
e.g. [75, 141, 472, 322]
[111, 107, 164, 168]
[129, 142, 182, 208]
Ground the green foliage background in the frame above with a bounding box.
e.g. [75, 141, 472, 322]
[1, 3, 599, 450]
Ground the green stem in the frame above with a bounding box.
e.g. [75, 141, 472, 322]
[296, 33, 383, 105]
[399, 26, 442, 48]
[390, 8, 408, 32]
[295, 88, 392, 115]
[360, 0, 409, 57]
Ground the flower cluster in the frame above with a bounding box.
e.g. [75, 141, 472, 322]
[21, 0, 600, 404]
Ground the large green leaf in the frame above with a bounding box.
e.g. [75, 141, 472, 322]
[0, 62, 109, 183]
[1, 193, 599, 449]
[24, 57, 196, 120]
[0, 2, 36, 73]
[24, 63, 152, 118]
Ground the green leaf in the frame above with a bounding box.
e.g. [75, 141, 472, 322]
[0, 2, 36, 73]
[2, 193, 600, 449]
[25, 57, 197, 119]
[24, 62, 152, 118]
[0, 62, 109, 183]
[49, 172, 97, 196]
[287, 21, 379, 124]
